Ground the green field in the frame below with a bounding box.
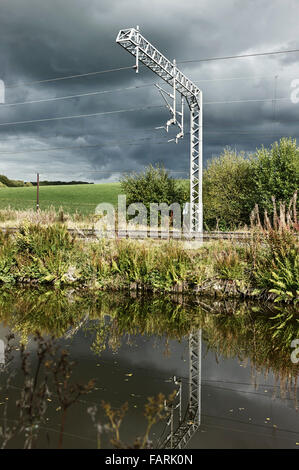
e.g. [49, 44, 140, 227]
[0, 183, 123, 215]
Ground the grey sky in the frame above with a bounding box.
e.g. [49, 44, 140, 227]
[0, 0, 299, 182]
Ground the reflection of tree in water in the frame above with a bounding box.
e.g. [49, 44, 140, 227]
[0, 287, 298, 404]
[196, 299, 298, 406]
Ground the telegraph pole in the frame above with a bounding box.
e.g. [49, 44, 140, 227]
[36, 172, 40, 211]
[116, 27, 203, 234]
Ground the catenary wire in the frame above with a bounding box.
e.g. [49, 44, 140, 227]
[0, 128, 297, 148]
[4, 66, 135, 89]
[3, 46, 299, 90]
[0, 76, 293, 109]
[1, 74, 294, 109]
[0, 95, 293, 129]
[178, 48, 299, 64]
[0, 105, 163, 128]
[0, 130, 298, 157]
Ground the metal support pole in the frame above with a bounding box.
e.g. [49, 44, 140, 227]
[158, 330, 202, 449]
[189, 94, 203, 233]
[199, 92, 203, 234]
[174, 376, 183, 423]
[178, 380, 182, 423]
[36, 173, 40, 211]
[189, 329, 201, 425]
[0, 337, 4, 366]
[173, 59, 176, 124]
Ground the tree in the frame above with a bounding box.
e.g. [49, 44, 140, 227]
[0, 174, 28, 187]
[202, 139, 299, 230]
[203, 148, 255, 229]
[252, 138, 299, 214]
[0, 175, 12, 187]
[120, 165, 188, 217]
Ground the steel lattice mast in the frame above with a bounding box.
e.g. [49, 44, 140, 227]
[158, 330, 202, 449]
[116, 27, 203, 233]
[0, 334, 5, 367]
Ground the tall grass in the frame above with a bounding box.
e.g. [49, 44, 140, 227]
[250, 192, 298, 303]
[0, 196, 297, 303]
[0, 206, 96, 228]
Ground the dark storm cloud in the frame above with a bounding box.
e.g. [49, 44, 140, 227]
[0, 0, 299, 182]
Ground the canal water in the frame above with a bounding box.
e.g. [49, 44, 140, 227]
[0, 288, 298, 449]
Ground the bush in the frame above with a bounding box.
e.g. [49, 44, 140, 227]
[252, 138, 299, 216]
[0, 174, 27, 187]
[120, 165, 188, 219]
[0, 175, 13, 187]
[203, 138, 299, 229]
[203, 148, 254, 229]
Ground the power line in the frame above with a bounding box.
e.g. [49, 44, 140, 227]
[0, 83, 154, 109]
[0, 136, 163, 154]
[4, 66, 134, 89]
[178, 47, 299, 64]
[0, 75, 294, 109]
[0, 130, 297, 156]
[0, 95, 293, 129]
[5, 49, 299, 93]
[0, 127, 295, 148]
[196, 74, 282, 82]
[4, 47, 299, 91]
[0, 127, 161, 143]
[201, 422, 299, 444]
[0, 416, 97, 445]
[204, 97, 289, 105]
[0, 105, 163, 128]
[202, 413, 299, 437]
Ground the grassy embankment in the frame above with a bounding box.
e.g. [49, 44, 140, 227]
[0, 213, 297, 304]
[0, 184, 297, 304]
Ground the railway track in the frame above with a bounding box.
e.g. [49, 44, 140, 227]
[0, 226, 257, 241]
[2, 226, 297, 242]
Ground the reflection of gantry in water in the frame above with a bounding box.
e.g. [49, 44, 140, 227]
[158, 330, 202, 449]
[0, 332, 5, 367]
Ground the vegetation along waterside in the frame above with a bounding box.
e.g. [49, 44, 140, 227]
[0, 217, 297, 303]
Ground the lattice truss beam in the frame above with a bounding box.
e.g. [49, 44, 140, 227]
[116, 27, 203, 232]
[158, 330, 202, 450]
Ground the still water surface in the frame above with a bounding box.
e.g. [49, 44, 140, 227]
[0, 289, 298, 449]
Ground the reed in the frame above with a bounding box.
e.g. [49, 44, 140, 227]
[0, 196, 297, 303]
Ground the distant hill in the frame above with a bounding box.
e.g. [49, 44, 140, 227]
[0, 175, 92, 187]
[0, 174, 32, 187]
[30, 181, 94, 186]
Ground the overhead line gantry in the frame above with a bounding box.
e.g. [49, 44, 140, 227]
[116, 26, 203, 233]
